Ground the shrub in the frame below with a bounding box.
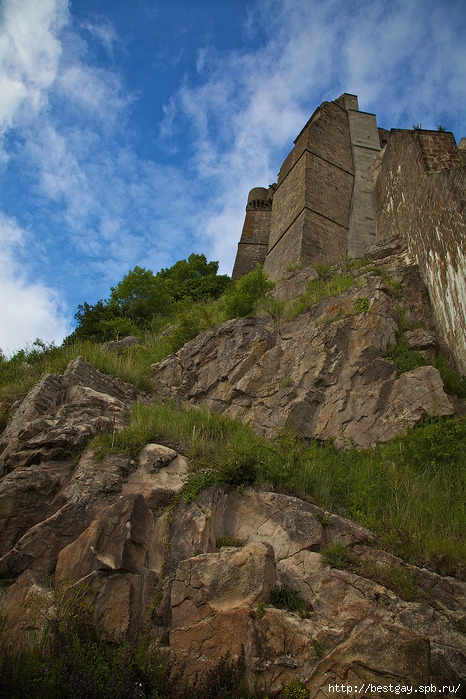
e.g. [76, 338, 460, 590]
[0, 596, 263, 699]
[386, 340, 427, 374]
[435, 352, 466, 398]
[185, 649, 253, 699]
[353, 296, 370, 313]
[385, 307, 428, 375]
[284, 678, 309, 699]
[397, 416, 466, 468]
[223, 265, 274, 318]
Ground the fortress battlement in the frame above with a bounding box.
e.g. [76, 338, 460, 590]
[232, 94, 466, 373]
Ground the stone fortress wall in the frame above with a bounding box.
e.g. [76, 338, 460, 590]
[373, 129, 466, 373]
[231, 93, 466, 374]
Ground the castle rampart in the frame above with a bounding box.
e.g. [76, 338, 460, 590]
[373, 129, 466, 373]
[232, 94, 381, 281]
[232, 94, 465, 373]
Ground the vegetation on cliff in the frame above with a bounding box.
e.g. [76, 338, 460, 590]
[1, 255, 466, 695]
[67, 253, 231, 344]
[89, 400, 466, 578]
[1, 255, 465, 578]
[0, 259, 271, 426]
[0, 594, 262, 698]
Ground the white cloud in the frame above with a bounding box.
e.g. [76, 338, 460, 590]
[0, 0, 69, 133]
[80, 17, 119, 57]
[0, 214, 71, 355]
[58, 64, 129, 118]
[160, 0, 466, 274]
[1, 0, 465, 351]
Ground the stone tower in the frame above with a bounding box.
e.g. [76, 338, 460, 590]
[231, 92, 466, 375]
[231, 186, 274, 280]
[232, 94, 381, 280]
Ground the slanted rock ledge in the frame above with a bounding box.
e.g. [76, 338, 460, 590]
[152, 258, 455, 448]
[0, 354, 465, 692]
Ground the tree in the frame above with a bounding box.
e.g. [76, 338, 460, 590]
[109, 266, 172, 323]
[223, 265, 274, 318]
[70, 300, 117, 342]
[157, 253, 230, 302]
[68, 255, 231, 343]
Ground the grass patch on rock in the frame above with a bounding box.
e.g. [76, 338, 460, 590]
[92, 401, 466, 578]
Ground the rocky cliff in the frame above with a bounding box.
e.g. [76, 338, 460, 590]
[153, 240, 457, 449]
[1, 239, 465, 695]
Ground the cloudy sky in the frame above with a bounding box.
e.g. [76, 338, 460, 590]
[0, 0, 465, 354]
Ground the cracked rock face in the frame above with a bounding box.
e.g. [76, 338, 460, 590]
[0, 411, 465, 692]
[0, 260, 465, 693]
[152, 262, 455, 448]
[0, 356, 139, 475]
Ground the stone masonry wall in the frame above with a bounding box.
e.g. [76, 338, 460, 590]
[417, 131, 462, 172]
[264, 99, 355, 279]
[233, 95, 382, 281]
[374, 130, 466, 374]
[346, 109, 380, 257]
[231, 95, 465, 375]
[232, 187, 272, 279]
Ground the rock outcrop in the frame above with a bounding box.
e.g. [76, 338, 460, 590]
[0, 356, 138, 476]
[152, 254, 455, 448]
[1, 437, 465, 692]
[0, 255, 465, 695]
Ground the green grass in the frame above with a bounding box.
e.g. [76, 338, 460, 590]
[1, 261, 465, 579]
[0, 336, 163, 429]
[435, 352, 466, 399]
[283, 274, 360, 321]
[358, 560, 420, 601]
[216, 532, 244, 548]
[322, 542, 420, 601]
[385, 307, 466, 398]
[89, 402, 466, 578]
[280, 256, 397, 323]
[0, 267, 278, 429]
[268, 585, 309, 616]
[322, 541, 357, 569]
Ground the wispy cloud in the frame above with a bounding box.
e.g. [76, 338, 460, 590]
[0, 213, 71, 355]
[1, 0, 160, 313]
[162, 0, 466, 270]
[0, 0, 68, 136]
[80, 16, 119, 57]
[0, 0, 464, 351]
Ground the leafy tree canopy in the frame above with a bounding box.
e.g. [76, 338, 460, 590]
[67, 254, 231, 343]
[110, 266, 172, 322]
[72, 300, 118, 343]
[157, 253, 230, 302]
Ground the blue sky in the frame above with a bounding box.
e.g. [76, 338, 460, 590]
[1, 0, 465, 354]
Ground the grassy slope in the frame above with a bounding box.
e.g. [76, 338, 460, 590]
[1, 262, 465, 577]
[92, 401, 466, 578]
